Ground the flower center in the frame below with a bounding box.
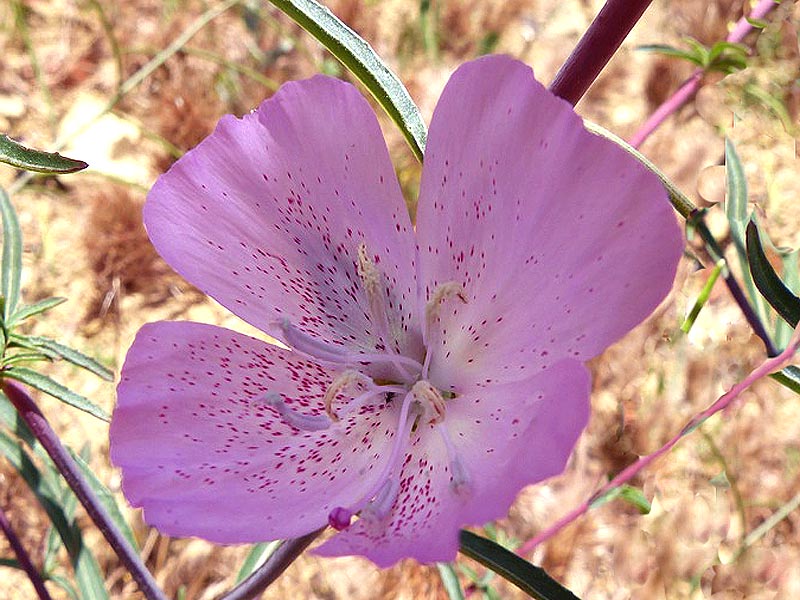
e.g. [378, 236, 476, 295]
[267, 252, 471, 529]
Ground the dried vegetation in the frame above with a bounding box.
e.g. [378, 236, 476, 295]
[0, 0, 799, 598]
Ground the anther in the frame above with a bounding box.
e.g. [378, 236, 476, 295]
[324, 370, 371, 421]
[411, 380, 446, 425]
[425, 281, 468, 332]
[264, 394, 331, 432]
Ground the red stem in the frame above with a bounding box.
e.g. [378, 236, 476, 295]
[518, 323, 800, 556]
[0, 501, 53, 600]
[2, 381, 167, 600]
[629, 0, 779, 148]
[549, 0, 655, 105]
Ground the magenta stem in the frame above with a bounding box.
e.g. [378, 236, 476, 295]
[219, 529, 324, 600]
[0, 501, 53, 600]
[549, 0, 655, 105]
[1, 381, 167, 600]
[518, 323, 800, 556]
[629, 0, 779, 148]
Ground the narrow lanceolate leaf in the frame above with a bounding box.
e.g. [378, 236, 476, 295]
[18, 335, 114, 381]
[267, 0, 427, 161]
[3, 367, 111, 421]
[236, 541, 282, 583]
[682, 259, 725, 334]
[771, 366, 800, 395]
[458, 530, 580, 600]
[8, 297, 67, 326]
[437, 563, 466, 600]
[0, 134, 88, 174]
[67, 447, 139, 551]
[775, 250, 800, 349]
[589, 484, 651, 514]
[0, 431, 108, 600]
[725, 139, 748, 253]
[725, 139, 767, 322]
[746, 221, 800, 328]
[1, 188, 23, 322]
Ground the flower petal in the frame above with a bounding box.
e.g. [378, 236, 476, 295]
[110, 321, 401, 543]
[145, 76, 421, 358]
[415, 56, 682, 389]
[314, 359, 590, 566]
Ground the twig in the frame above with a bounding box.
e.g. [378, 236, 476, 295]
[518, 322, 800, 557]
[218, 529, 324, 600]
[629, 0, 779, 148]
[549, 0, 655, 106]
[0, 501, 53, 600]
[1, 381, 168, 600]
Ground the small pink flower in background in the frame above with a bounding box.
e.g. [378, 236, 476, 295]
[110, 55, 682, 567]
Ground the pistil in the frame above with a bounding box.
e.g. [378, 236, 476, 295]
[328, 390, 419, 530]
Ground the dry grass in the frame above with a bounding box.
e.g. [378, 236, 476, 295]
[1, 0, 799, 598]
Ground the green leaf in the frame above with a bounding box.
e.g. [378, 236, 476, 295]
[708, 41, 748, 63]
[8, 297, 67, 326]
[235, 541, 282, 583]
[458, 530, 580, 600]
[590, 484, 651, 514]
[746, 221, 800, 328]
[636, 44, 705, 67]
[682, 259, 725, 334]
[771, 365, 800, 395]
[46, 573, 80, 600]
[745, 16, 768, 29]
[66, 447, 139, 552]
[0, 431, 108, 599]
[16, 335, 114, 381]
[2, 367, 111, 421]
[775, 250, 800, 348]
[0, 134, 88, 174]
[0, 188, 23, 323]
[267, 0, 427, 162]
[437, 563, 465, 600]
[724, 140, 772, 331]
[683, 37, 710, 67]
[0, 557, 22, 569]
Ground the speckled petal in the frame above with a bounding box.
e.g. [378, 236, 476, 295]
[145, 76, 421, 358]
[416, 56, 682, 390]
[110, 321, 403, 542]
[314, 360, 590, 566]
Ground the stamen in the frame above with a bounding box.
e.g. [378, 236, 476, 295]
[276, 317, 422, 381]
[327, 391, 419, 529]
[357, 242, 418, 382]
[264, 394, 332, 432]
[334, 385, 406, 421]
[357, 242, 391, 343]
[422, 281, 468, 377]
[324, 370, 371, 421]
[411, 380, 446, 425]
[276, 318, 349, 363]
[436, 424, 471, 499]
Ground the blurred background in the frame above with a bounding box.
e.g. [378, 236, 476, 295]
[0, 0, 799, 597]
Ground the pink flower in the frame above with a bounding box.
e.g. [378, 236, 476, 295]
[110, 56, 682, 567]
